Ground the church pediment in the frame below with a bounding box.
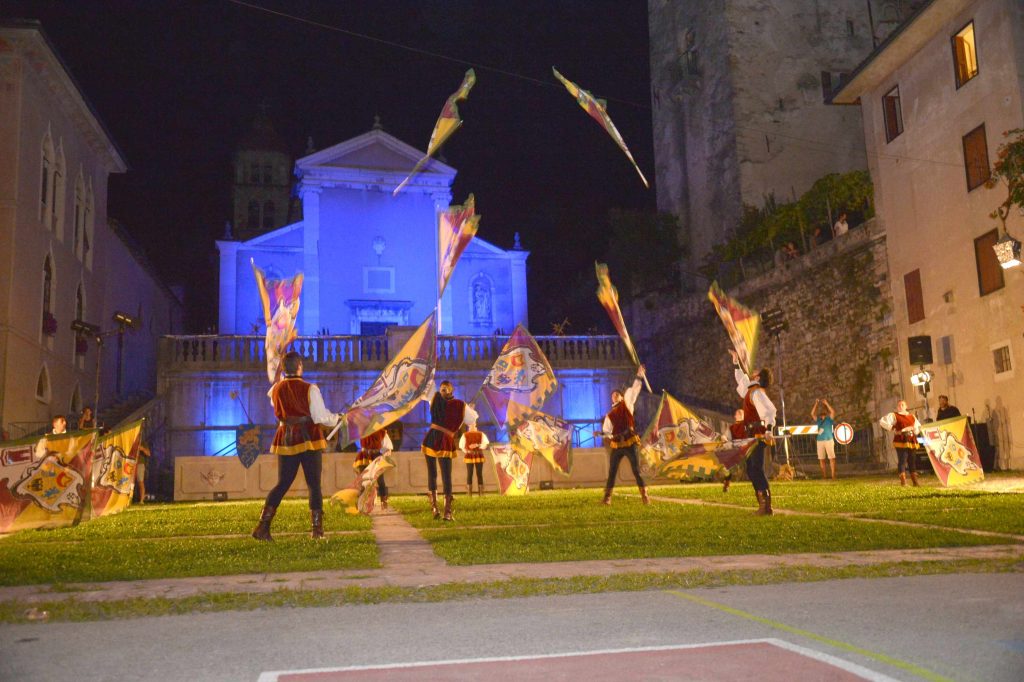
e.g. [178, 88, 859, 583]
[297, 129, 456, 177]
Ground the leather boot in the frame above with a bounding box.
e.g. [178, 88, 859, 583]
[429, 491, 440, 519]
[477, 482, 484, 497]
[910, 472, 920, 487]
[310, 509, 324, 539]
[762, 489, 774, 516]
[380, 495, 389, 511]
[722, 476, 731, 493]
[252, 504, 276, 541]
[466, 484, 472, 497]
[754, 490, 767, 515]
[899, 472, 907, 486]
[602, 488, 613, 505]
[639, 486, 651, 505]
[442, 494, 455, 522]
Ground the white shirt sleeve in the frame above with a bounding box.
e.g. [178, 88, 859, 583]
[879, 412, 896, 431]
[734, 367, 753, 398]
[623, 375, 643, 412]
[457, 434, 467, 452]
[463, 403, 478, 426]
[479, 433, 490, 449]
[750, 388, 777, 428]
[307, 384, 339, 427]
[381, 433, 393, 454]
[602, 415, 613, 435]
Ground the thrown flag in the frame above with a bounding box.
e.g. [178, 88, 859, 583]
[921, 415, 984, 487]
[552, 67, 649, 188]
[708, 281, 760, 376]
[0, 430, 97, 533]
[509, 408, 573, 476]
[252, 260, 303, 383]
[332, 313, 437, 448]
[331, 454, 396, 515]
[479, 325, 557, 429]
[438, 194, 481, 298]
[595, 262, 650, 391]
[90, 419, 144, 519]
[491, 443, 533, 496]
[394, 69, 476, 195]
[639, 392, 719, 475]
[658, 439, 758, 482]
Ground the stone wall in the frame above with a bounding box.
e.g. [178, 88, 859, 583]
[629, 220, 898, 455]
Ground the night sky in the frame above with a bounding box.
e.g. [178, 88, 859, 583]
[4, 1, 655, 333]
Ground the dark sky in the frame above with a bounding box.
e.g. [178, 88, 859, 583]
[5, 0, 655, 333]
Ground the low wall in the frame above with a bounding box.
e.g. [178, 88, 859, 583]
[173, 449, 676, 501]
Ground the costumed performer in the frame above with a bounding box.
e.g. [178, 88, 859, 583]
[421, 380, 478, 521]
[730, 350, 777, 515]
[458, 422, 490, 496]
[879, 399, 923, 487]
[355, 427, 394, 511]
[597, 365, 649, 505]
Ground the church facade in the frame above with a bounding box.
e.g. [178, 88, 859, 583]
[216, 127, 529, 336]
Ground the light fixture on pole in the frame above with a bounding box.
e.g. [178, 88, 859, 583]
[993, 231, 1022, 269]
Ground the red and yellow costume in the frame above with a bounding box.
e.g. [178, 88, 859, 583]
[605, 401, 640, 448]
[270, 378, 327, 455]
[355, 428, 388, 469]
[461, 430, 486, 464]
[890, 413, 919, 449]
[422, 396, 467, 458]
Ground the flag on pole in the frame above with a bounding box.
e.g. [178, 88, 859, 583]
[330, 454, 396, 515]
[438, 194, 481, 298]
[509, 408, 573, 476]
[491, 443, 533, 496]
[552, 67, 649, 188]
[658, 439, 758, 482]
[90, 419, 144, 518]
[639, 392, 720, 474]
[595, 262, 649, 390]
[0, 430, 97, 533]
[708, 281, 760, 376]
[921, 415, 984, 487]
[394, 69, 476, 195]
[479, 325, 557, 429]
[252, 260, 303, 383]
[333, 313, 437, 449]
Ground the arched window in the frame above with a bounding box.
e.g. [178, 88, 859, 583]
[76, 283, 85, 320]
[42, 255, 53, 318]
[248, 200, 260, 229]
[70, 383, 82, 414]
[74, 173, 85, 258]
[84, 182, 94, 267]
[35, 364, 51, 404]
[263, 200, 275, 230]
[469, 273, 494, 328]
[52, 143, 66, 236]
[40, 131, 54, 222]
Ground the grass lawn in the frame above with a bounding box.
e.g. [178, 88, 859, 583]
[0, 500, 378, 586]
[651, 476, 1024, 535]
[388, 488, 1020, 565]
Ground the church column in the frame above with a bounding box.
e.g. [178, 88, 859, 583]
[510, 250, 529, 329]
[432, 191, 452, 333]
[301, 186, 322, 334]
[216, 240, 239, 333]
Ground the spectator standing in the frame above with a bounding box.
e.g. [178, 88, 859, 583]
[811, 398, 837, 479]
[833, 212, 849, 237]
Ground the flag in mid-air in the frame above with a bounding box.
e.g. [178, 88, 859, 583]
[921, 415, 984, 487]
[438, 194, 481, 298]
[491, 443, 533, 496]
[90, 419, 144, 519]
[708, 281, 760, 376]
[252, 260, 303, 383]
[657, 439, 758, 482]
[639, 392, 720, 475]
[552, 67, 649, 188]
[0, 430, 97, 533]
[394, 69, 476, 195]
[334, 313, 437, 449]
[595, 262, 642, 369]
[331, 454, 396, 515]
[509, 408, 573, 476]
[479, 325, 557, 429]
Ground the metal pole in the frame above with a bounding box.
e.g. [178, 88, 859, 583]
[93, 336, 103, 423]
[777, 333, 790, 465]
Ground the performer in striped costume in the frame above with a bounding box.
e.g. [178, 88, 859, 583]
[356, 427, 394, 510]
[458, 423, 490, 496]
[421, 380, 477, 521]
[253, 351, 341, 541]
[879, 400, 922, 486]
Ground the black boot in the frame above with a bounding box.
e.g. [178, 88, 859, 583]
[310, 510, 325, 539]
[602, 488, 613, 505]
[443, 494, 455, 522]
[429, 491, 440, 519]
[252, 504, 276, 541]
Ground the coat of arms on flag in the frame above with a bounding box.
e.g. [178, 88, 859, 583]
[491, 443, 533, 496]
[1, 431, 95, 532]
[91, 420, 144, 518]
[639, 392, 720, 475]
[921, 416, 984, 487]
[14, 454, 85, 513]
[480, 325, 557, 429]
[510, 409, 573, 476]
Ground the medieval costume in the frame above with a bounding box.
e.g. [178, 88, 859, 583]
[422, 385, 478, 521]
[734, 365, 777, 515]
[600, 369, 649, 505]
[458, 426, 490, 496]
[880, 405, 923, 486]
[356, 428, 394, 510]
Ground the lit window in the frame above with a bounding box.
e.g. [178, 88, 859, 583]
[992, 344, 1012, 376]
[962, 124, 990, 191]
[882, 86, 903, 142]
[952, 21, 979, 88]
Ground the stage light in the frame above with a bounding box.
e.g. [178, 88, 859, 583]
[70, 319, 100, 336]
[112, 311, 136, 328]
[910, 370, 933, 387]
[993, 233, 1021, 269]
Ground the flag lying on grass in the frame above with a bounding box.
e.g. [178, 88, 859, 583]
[479, 325, 557, 429]
[438, 194, 480, 298]
[0, 430, 97, 532]
[657, 439, 758, 482]
[708, 281, 760, 376]
[552, 68, 649, 188]
[252, 260, 303, 383]
[331, 454, 396, 515]
[921, 415, 984, 487]
[509, 408, 573, 476]
[334, 313, 436, 449]
[491, 443, 533, 496]
[394, 69, 476, 194]
[90, 419, 143, 518]
[639, 392, 719, 474]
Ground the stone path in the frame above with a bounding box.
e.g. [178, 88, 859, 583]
[1, 502, 1022, 607]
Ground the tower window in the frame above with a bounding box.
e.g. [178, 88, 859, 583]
[952, 21, 979, 88]
[882, 86, 903, 143]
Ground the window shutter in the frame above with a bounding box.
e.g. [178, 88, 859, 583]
[904, 269, 924, 324]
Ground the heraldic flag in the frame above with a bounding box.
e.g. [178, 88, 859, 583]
[552, 67, 649, 188]
[708, 281, 760, 376]
[658, 439, 758, 482]
[394, 68, 476, 195]
[90, 419, 144, 519]
[0, 430, 97, 533]
[334, 313, 437, 449]
[510, 407, 573, 476]
[479, 325, 557, 429]
[331, 454, 396, 515]
[921, 415, 985, 487]
[491, 443, 533, 496]
[252, 259, 303, 384]
[438, 194, 481, 298]
[639, 392, 720, 475]
[595, 262, 641, 367]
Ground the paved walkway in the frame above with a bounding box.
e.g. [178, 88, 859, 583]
[1, 502, 1022, 606]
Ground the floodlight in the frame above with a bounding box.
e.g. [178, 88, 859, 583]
[993, 233, 1022, 269]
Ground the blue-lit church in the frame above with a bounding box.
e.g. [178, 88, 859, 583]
[216, 123, 529, 336]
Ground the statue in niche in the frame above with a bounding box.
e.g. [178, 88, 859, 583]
[471, 276, 492, 327]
